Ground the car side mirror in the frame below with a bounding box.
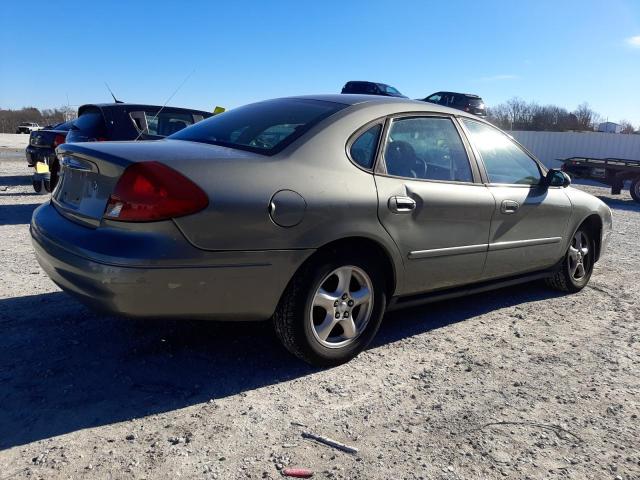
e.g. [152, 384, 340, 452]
[545, 169, 571, 188]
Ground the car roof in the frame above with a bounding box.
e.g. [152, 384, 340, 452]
[344, 80, 378, 85]
[282, 94, 479, 118]
[78, 103, 211, 116]
[433, 91, 482, 99]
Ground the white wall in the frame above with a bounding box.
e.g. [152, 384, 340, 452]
[509, 131, 640, 169]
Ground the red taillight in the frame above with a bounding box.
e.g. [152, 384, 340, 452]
[103, 162, 208, 222]
[53, 134, 66, 147]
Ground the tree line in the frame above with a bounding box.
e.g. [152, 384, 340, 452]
[487, 98, 636, 133]
[0, 106, 77, 133]
[0, 101, 636, 135]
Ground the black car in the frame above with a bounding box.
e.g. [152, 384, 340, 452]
[66, 103, 212, 143]
[26, 121, 73, 168]
[38, 103, 212, 190]
[341, 81, 407, 98]
[422, 91, 486, 117]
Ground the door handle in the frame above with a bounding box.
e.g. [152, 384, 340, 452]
[501, 200, 520, 214]
[388, 195, 416, 214]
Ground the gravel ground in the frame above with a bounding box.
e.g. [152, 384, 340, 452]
[0, 133, 30, 149]
[1, 152, 638, 480]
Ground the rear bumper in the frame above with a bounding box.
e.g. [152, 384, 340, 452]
[31, 203, 313, 320]
[25, 145, 55, 167]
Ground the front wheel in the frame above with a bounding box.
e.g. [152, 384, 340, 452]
[32, 179, 43, 193]
[545, 227, 594, 292]
[273, 252, 386, 367]
[630, 177, 640, 203]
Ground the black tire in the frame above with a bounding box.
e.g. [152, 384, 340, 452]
[43, 179, 52, 192]
[273, 251, 387, 367]
[545, 226, 594, 293]
[32, 179, 43, 193]
[630, 177, 640, 203]
[49, 160, 60, 191]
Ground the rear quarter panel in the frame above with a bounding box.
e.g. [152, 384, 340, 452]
[170, 105, 409, 291]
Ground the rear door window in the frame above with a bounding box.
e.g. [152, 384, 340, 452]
[453, 95, 468, 107]
[67, 108, 106, 141]
[383, 117, 473, 182]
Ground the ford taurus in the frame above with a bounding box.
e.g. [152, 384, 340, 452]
[31, 95, 612, 366]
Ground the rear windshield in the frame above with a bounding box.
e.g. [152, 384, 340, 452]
[170, 98, 348, 155]
[54, 121, 73, 131]
[467, 97, 484, 106]
[72, 109, 105, 133]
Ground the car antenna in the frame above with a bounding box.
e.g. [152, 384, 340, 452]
[104, 82, 123, 104]
[134, 68, 196, 141]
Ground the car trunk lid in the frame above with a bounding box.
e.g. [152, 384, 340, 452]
[52, 140, 259, 228]
[52, 144, 132, 227]
[30, 130, 57, 148]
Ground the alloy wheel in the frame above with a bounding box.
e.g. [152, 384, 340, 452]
[309, 265, 374, 348]
[568, 231, 590, 280]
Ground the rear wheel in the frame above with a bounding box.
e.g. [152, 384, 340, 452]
[32, 179, 42, 193]
[273, 252, 386, 367]
[545, 227, 594, 292]
[630, 177, 640, 203]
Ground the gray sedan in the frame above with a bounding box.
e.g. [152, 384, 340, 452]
[31, 95, 612, 366]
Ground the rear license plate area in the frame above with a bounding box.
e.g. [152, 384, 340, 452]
[57, 168, 90, 208]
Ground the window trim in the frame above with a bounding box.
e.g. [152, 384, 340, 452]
[374, 112, 483, 185]
[345, 118, 386, 172]
[458, 117, 548, 188]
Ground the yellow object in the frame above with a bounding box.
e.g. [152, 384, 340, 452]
[213, 106, 226, 115]
[35, 162, 50, 174]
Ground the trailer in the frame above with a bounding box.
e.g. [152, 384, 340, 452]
[561, 157, 640, 203]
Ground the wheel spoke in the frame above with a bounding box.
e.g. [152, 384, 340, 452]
[335, 267, 353, 296]
[313, 288, 338, 311]
[575, 263, 585, 278]
[569, 259, 579, 276]
[580, 247, 589, 256]
[309, 265, 375, 348]
[574, 233, 582, 250]
[315, 312, 337, 341]
[340, 318, 357, 339]
[351, 287, 371, 307]
[568, 246, 579, 261]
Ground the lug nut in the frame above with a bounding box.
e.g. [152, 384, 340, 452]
[335, 312, 341, 319]
[342, 293, 348, 300]
[334, 300, 339, 307]
[347, 300, 354, 307]
[343, 312, 350, 318]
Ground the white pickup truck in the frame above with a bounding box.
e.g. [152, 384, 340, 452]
[16, 122, 41, 134]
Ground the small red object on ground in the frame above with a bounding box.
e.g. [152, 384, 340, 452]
[282, 467, 313, 478]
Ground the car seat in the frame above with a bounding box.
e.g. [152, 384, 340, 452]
[385, 141, 425, 178]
